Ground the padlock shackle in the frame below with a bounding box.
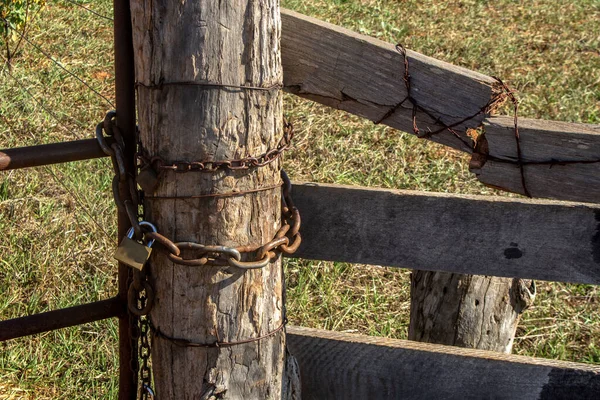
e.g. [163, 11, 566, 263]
[126, 220, 158, 247]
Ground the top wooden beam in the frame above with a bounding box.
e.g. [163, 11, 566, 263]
[281, 9, 499, 153]
[281, 9, 600, 204]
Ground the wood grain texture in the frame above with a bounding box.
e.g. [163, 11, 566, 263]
[287, 326, 600, 400]
[281, 9, 499, 153]
[132, 1, 288, 398]
[289, 182, 600, 285]
[472, 116, 600, 203]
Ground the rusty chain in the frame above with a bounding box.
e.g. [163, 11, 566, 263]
[99, 109, 299, 398]
[138, 300, 153, 400]
[97, 112, 155, 316]
[145, 169, 301, 270]
[97, 112, 155, 399]
[99, 111, 300, 395]
[137, 119, 294, 173]
[97, 111, 143, 239]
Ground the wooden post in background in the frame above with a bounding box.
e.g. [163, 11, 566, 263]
[409, 272, 536, 353]
[131, 0, 289, 398]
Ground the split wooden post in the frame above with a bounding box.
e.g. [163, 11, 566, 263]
[409, 272, 536, 353]
[131, 1, 292, 398]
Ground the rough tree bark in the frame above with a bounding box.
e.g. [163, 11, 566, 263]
[131, 0, 297, 398]
[409, 272, 536, 353]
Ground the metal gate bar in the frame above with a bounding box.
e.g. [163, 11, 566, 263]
[0, 297, 125, 341]
[0, 1, 137, 398]
[0, 138, 108, 171]
[113, 0, 137, 398]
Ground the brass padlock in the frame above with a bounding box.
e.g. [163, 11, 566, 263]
[114, 221, 157, 270]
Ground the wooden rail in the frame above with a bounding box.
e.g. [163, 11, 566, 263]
[281, 9, 496, 154]
[287, 326, 600, 400]
[290, 182, 600, 285]
[281, 9, 600, 204]
[475, 117, 600, 203]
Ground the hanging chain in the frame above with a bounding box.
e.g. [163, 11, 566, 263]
[138, 293, 154, 400]
[96, 111, 143, 238]
[97, 111, 155, 399]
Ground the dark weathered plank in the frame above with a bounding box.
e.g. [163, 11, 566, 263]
[287, 326, 600, 400]
[289, 183, 600, 284]
[472, 116, 600, 203]
[281, 9, 499, 153]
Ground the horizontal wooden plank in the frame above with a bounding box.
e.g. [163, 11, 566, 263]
[281, 10, 600, 203]
[290, 183, 600, 284]
[281, 9, 498, 153]
[287, 326, 600, 400]
[472, 116, 600, 203]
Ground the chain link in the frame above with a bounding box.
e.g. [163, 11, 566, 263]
[138, 294, 153, 400]
[137, 120, 294, 173]
[98, 112, 154, 399]
[97, 112, 142, 239]
[144, 169, 301, 269]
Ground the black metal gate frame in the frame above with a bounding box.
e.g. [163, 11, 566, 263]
[0, 1, 137, 398]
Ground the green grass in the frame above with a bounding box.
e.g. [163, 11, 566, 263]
[0, 0, 599, 398]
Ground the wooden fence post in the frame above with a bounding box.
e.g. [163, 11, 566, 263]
[131, 1, 292, 398]
[409, 272, 536, 353]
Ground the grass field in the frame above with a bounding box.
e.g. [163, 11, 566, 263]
[0, 0, 599, 398]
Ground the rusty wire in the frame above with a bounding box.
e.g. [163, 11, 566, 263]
[144, 181, 284, 200]
[379, 43, 534, 197]
[149, 318, 287, 348]
[137, 119, 294, 173]
[492, 76, 531, 198]
[135, 80, 282, 92]
[375, 44, 498, 150]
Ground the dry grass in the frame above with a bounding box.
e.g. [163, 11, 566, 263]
[0, 0, 598, 397]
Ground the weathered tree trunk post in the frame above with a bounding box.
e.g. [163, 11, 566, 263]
[409, 272, 536, 353]
[131, 1, 295, 398]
